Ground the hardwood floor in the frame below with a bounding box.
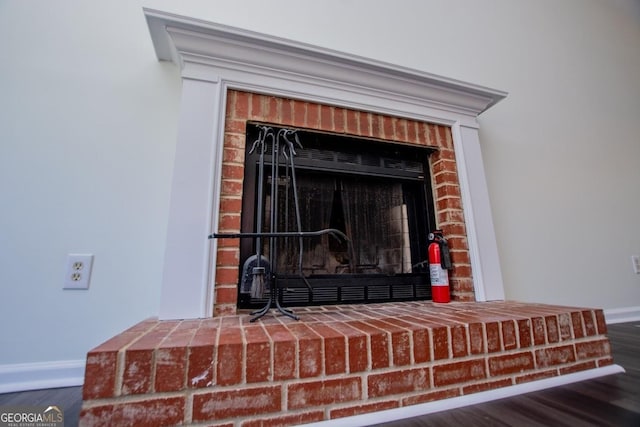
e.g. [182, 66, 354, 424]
[1, 322, 638, 426]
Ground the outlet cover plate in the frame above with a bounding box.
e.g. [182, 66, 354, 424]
[64, 254, 94, 289]
[632, 255, 640, 275]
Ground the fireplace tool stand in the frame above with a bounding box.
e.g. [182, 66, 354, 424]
[210, 126, 349, 322]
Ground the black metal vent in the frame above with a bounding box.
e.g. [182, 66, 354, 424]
[250, 274, 431, 307]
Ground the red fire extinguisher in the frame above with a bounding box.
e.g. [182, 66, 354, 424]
[429, 230, 452, 303]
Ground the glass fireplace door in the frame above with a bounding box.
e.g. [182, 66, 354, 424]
[238, 124, 436, 308]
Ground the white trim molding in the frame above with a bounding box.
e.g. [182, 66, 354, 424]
[143, 8, 508, 319]
[0, 360, 85, 394]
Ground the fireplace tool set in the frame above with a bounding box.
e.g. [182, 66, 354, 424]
[210, 126, 349, 321]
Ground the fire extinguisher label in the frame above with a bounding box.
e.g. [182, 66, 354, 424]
[430, 264, 448, 286]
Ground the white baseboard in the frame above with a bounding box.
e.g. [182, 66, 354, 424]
[0, 360, 85, 394]
[604, 306, 640, 324]
[303, 364, 625, 427]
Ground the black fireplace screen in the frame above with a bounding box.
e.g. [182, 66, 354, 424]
[238, 123, 437, 308]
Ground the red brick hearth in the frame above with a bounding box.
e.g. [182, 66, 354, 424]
[79, 301, 613, 426]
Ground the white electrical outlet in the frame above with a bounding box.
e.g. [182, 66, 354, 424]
[64, 254, 94, 289]
[632, 255, 640, 275]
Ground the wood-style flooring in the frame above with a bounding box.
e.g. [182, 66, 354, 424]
[0, 322, 638, 426]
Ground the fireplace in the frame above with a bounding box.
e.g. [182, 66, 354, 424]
[78, 10, 621, 427]
[214, 91, 473, 316]
[142, 9, 510, 320]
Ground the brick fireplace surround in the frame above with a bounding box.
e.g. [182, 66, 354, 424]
[78, 10, 620, 426]
[213, 90, 475, 315]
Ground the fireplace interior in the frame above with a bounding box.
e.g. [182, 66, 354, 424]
[239, 124, 437, 309]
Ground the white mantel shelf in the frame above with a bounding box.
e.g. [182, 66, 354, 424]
[143, 8, 507, 320]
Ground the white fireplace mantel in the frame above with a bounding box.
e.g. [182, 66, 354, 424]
[144, 8, 507, 320]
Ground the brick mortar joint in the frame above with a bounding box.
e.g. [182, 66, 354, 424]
[431, 156, 456, 162]
[436, 208, 465, 215]
[432, 168, 459, 177]
[322, 397, 403, 418]
[217, 246, 239, 252]
[438, 234, 469, 240]
[184, 393, 194, 424]
[570, 335, 612, 345]
[457, 376, 516, 392]
[223, 127, 246, 133]
[433, 183, 462, 192]
[221, 160, 245, 167]
[436, 194, 462, 202]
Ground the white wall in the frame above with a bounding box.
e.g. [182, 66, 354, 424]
[0, 1, 180, 369]
[1, 0, 639, 383]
